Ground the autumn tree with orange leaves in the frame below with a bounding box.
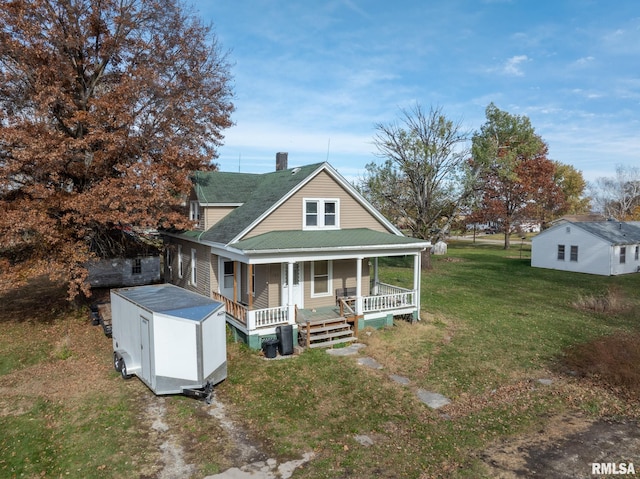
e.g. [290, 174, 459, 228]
[0, 0, 234, 297]
[471, 104, 566, 248]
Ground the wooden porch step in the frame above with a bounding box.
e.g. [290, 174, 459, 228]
[299, 317, 356, 349]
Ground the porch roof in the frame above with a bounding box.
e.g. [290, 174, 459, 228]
[229, 228, 430, 253]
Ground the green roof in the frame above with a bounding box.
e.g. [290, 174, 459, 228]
[231, 228, 429, 252]
[195, 163, 325, 244]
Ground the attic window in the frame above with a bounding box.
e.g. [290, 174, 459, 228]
[304, 198, 340, 230]
[565, 226, 571, 233]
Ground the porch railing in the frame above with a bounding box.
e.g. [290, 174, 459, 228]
[248, 305, 289, 329]
[364, 282, 415, 313]
[212, 292, 247, 326]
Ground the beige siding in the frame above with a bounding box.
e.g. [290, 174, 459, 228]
[253, 264, 269, 309]
[245, 170, 390, 238]
[165, 239, 210, 297]
[203, 205, 236, 230]
[303, 259, 370, 310]
[268, 265, 282, 308]
[210, 253, 220, 295]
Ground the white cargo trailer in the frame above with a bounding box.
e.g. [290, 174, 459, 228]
[111, 284, 226, 399]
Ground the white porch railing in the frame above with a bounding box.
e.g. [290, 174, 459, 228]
[363, 282, 415, 313]
[247, 305, 289, 330]
[218, 281, 416, 332]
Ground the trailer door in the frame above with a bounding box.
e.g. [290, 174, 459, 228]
[140, 316, 151, 383]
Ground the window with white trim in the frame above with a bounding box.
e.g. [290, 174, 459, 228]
[304, 199, 339, 229]
[635, 245, 639, 261]
[189, 201, 200, 222]
[190, 248, 197, 285]
[557, 245, 565, 261]
[223, 261, 234, 289]
[178, 245, 183, 278]
[620, 246, 626, 264]
[311, 260, 332, 296]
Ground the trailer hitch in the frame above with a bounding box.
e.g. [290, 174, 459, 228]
[182, 381, 214, 404]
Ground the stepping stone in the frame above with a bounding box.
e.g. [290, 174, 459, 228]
[356, 356, 383, 369]
[326, 343, 366, 356]
[537, 378, 553, 385]
[354, 435, 374, 447]
[389, 374, 411, 386]
[416, 389, 451, 409]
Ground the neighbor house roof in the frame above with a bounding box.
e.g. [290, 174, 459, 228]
[567, 221, 640, 245]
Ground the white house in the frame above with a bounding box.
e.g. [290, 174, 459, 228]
[531, 221, 640, 276]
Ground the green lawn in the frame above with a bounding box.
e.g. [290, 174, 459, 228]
[1, 243, 639, 478]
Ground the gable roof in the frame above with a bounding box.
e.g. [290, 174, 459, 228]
[189, 162, 402, 246]
[539, 221, 640, 245]
[575, 221, 640, 245]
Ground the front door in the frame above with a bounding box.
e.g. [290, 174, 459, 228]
[282, 262, 303, 308]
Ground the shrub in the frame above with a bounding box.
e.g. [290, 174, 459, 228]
[563, 332, 640, 399]
[572, 286, 629, 314]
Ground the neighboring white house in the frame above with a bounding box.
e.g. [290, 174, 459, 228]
[531, 221, 640, 276]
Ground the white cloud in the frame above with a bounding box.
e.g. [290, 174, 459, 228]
[502, 55, 529, 76]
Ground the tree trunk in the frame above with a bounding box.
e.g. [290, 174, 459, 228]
[503, 231, 510, 249]
[421, 248, 432, 270]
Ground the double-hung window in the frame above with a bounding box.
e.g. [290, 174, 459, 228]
[620, 246, 626, 264]
[304, 199, 339, 229]
[311, 260, 331, 297]
[190, 249, 197, 285]
[557, 245, 565, 261]
[570, 245, 579, 262]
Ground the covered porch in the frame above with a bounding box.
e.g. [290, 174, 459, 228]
[215, 265, 420, 350]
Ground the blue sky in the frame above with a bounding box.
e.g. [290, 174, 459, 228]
[192, 0, 640, 184]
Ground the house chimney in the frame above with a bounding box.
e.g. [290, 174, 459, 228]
[276, 152, 288, 171]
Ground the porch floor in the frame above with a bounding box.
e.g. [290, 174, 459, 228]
[297, 305, 344, 324]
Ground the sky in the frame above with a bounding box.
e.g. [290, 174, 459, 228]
[191, 0, 640, 184]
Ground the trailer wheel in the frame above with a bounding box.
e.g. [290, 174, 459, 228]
[120, 360, 132, 380]
[113, 352, 122, 373]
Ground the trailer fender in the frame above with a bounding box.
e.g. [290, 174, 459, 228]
[114, 350, 133, 380]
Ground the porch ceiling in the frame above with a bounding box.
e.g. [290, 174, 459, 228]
[230, 228, 430, 253]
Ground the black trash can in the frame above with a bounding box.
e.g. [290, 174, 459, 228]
[262, 338, 278, 359]
[276, 325, 294, 356]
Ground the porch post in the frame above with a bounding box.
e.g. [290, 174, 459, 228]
[248, 264, 253, 310]
[372, 257, 379, 295]
[233, 261, 238, 303]
[414, 253, 421, 320]
[356, 257, 363, 314]
[287, 261, 296, 323]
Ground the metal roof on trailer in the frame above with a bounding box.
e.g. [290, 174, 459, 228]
[114, 284, 223, 322]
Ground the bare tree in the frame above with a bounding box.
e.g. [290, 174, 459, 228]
[360, 104, 474, 268]
[590, 165, 640, 220]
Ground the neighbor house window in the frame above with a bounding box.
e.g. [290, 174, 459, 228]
[635, 245, 639, 261]
[178, 245, 183, 278]
[223, 261, 234, 289]
[311, 260, 331, 296]
[620, 246, 626, 264]
[190, 249, 197, 285]
[557, 245, 565, 261]
[570, 245, 579, 262]
[131, 258, 142, 275]
[304, 199, 339, 229]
